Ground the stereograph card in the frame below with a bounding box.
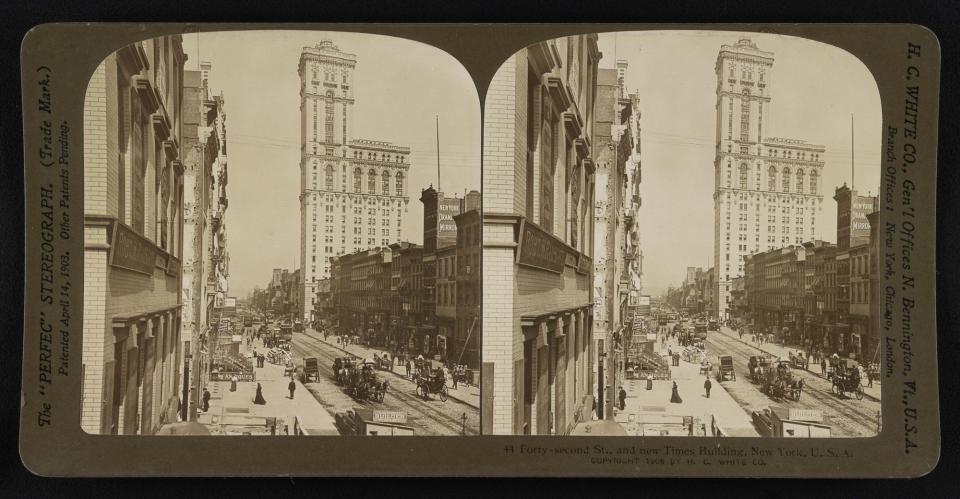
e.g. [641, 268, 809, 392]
[19, 23, 940, 477]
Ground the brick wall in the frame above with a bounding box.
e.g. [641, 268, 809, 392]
[481, 223, 518, 434]
[81, 61, 109, 434]
[482, 55, 518, 215]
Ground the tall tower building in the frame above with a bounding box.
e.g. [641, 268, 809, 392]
[712, 38, 826, 319]
[299, 40, 411, 321]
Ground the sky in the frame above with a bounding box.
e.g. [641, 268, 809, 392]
[182, 31, 481, 298]
[595, 31, 882, 296]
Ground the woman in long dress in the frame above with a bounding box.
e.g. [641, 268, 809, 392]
[253, 383, 267, 405]
[670, 381, 683, 404]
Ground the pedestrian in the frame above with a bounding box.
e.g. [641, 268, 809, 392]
[201, 387, 211, 412]
[451, 368, 459, 390]
[704, 376, 712, 398]
[288, 378, 296, 399]
[618, 386, 627, 411]
[821, 358, 827, 377]
[230, 375, 238, 392]
[406, 359, 412, 378]
[253, 383, 267, 405]
[670, 381, 683, 404]
[646, 373, 654, 390]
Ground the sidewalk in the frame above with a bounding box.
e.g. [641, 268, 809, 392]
[714, 326, 881, 402]
[304, 329, 480, 409]
[198, 338, 338, 436]
[614, 355, 757, 437]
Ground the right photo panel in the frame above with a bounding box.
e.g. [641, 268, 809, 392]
[481, 31, 882, 437]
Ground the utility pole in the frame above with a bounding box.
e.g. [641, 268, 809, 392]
[436, 115, 441, 192]
[851, 113, 855, 190]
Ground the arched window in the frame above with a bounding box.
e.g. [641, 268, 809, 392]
[395, 172, 404, 194]
[796, 169, 805, 193]
[353, 168, 362, 192]
[368, 169, 377, 193]
[382, 171, 391, 195]
[325, 165, 334, 190]
[325, 91, 335, 144]
[739, 163, 749, 189]
[782, 167, 791, 192]
[809, 170, 818, 193]
[767, 166, 776, 191]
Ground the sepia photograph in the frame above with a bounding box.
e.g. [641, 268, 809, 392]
[481, 31, 882, 437]
[80, 30, 481, 436]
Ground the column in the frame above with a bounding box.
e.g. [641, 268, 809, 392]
[122, 322, 140, 435]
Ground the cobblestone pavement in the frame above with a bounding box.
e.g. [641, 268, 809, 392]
[699, 324, 882, 437]
[289, 330, 479, 436]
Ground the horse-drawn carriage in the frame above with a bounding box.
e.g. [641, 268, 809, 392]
[373, 353, 393, 371]
[414, 367, 449, 401]
[759, 360, 804, 401]
[345, 360, 389, 402]
[333, 357, 357, 386]
[831, 365, 864, 400]
[788, 351, 809, 370]
[716, 355, 736, 382]
[748, 355, 774, 383]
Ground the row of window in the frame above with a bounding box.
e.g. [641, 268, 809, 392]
[314, 164, 404, 195]
[729, 163, 819, 193]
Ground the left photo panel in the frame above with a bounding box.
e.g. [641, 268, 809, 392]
[80, 31, 481, 436]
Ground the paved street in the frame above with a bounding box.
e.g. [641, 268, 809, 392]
[700, 323, 882, 437]
[289, 329, 479, 436]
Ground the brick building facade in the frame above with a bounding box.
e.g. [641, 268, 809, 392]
[82, 36, 188, 434]
[482, 35, 600, 435]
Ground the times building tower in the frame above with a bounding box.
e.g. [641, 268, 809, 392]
[298, 40, 411, 321]
[712, 38, 826, 318]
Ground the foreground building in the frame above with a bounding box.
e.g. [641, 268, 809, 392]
[82, 36, 188, 434]
[482, 35, 600, 435]
[591, 63, 640, 419]
[298, 40, 412, 322]
[712, 38, 827, 319]
[180, 62, 229, 421]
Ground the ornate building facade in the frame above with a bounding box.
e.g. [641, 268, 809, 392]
[180, 61, 229, 422]
[712, 38, 827, 319]
[298, 40, 411, 322]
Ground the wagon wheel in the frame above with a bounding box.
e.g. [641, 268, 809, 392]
[855, 384, 864, 400]
[416, 384, 427, 399]
[439, 385, 449, 402]
[832, 381, 840, 396]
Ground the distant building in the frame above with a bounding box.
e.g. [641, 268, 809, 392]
[298, 40, 411, 322]
[454, 208, 481, 369]
[712, 38, 827, 319]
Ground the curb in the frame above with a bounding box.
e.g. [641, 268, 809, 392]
[715, 328, 881, 403]
[307, 332, 481, 410]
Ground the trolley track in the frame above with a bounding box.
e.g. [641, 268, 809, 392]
[702, 328, 880, 437]
[290, 331, 478, 435]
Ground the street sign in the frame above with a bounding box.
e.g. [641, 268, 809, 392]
[372, 410, 407, 424]
[788, 408, 823, 422]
